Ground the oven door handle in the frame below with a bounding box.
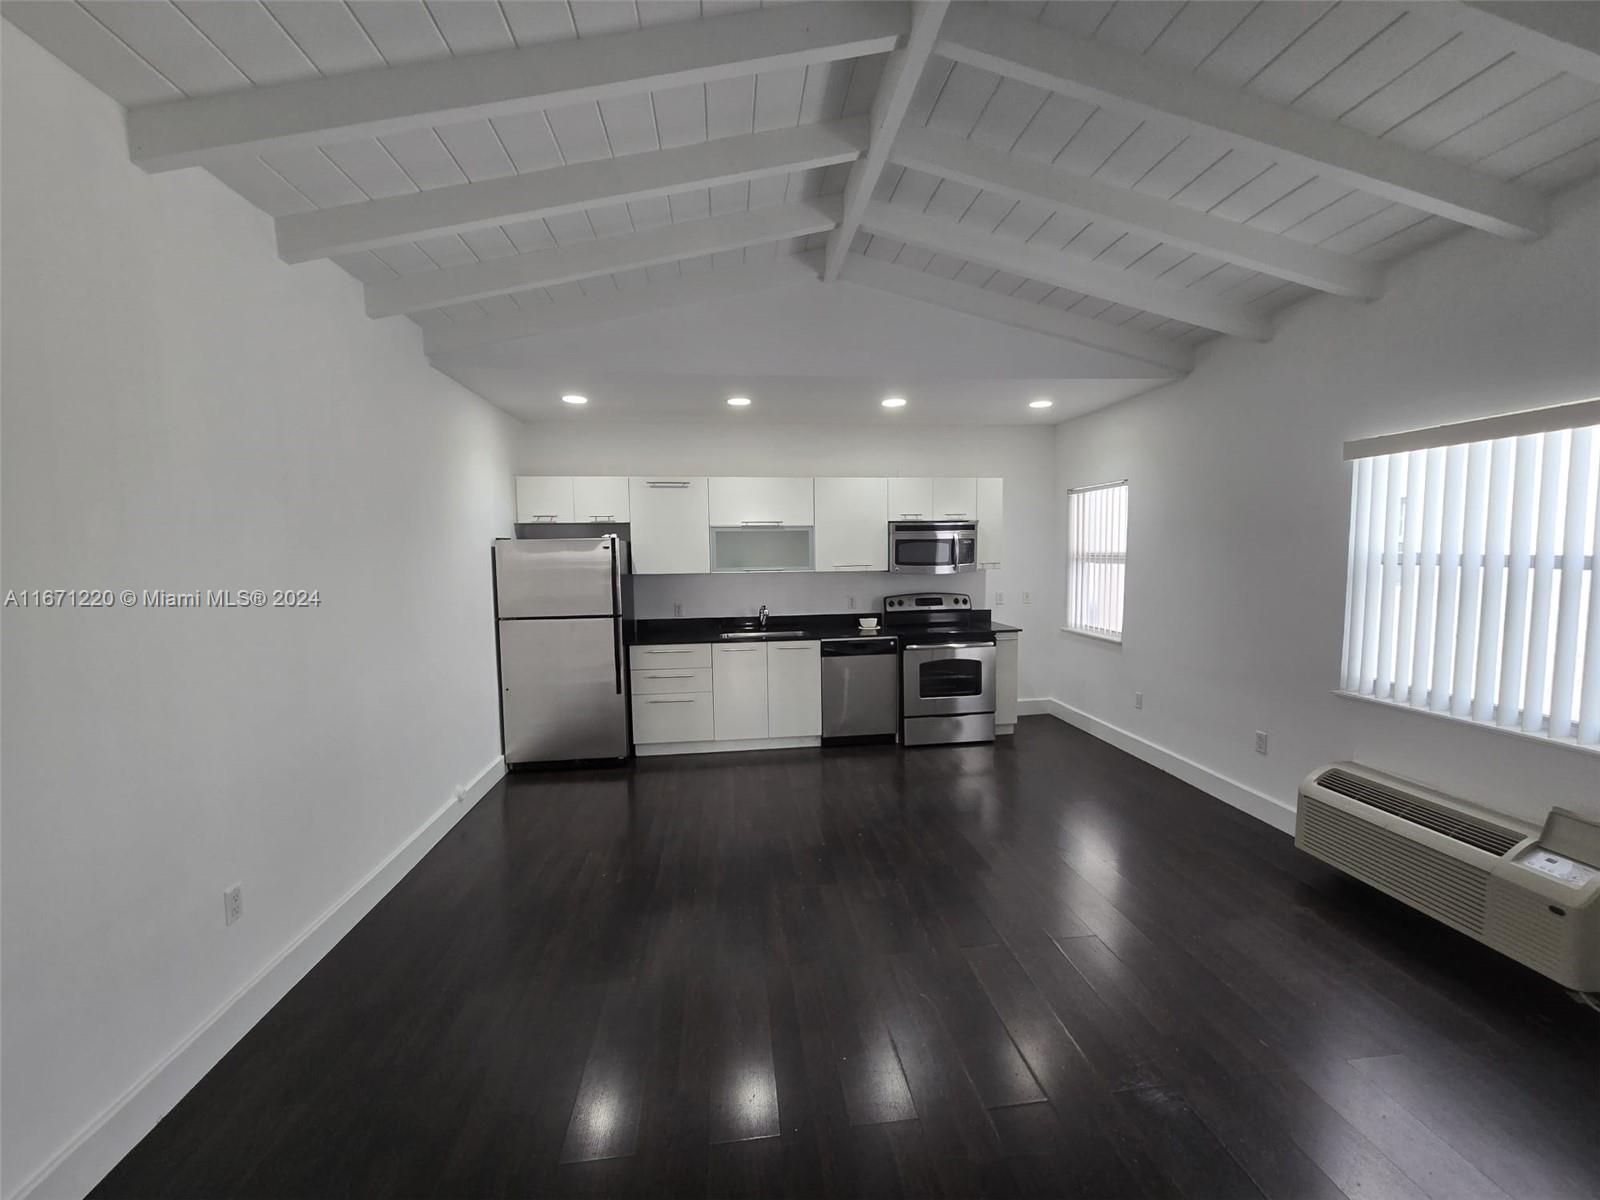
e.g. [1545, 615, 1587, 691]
[909, 641, 995, 650]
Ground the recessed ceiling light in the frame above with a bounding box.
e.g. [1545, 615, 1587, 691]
[1029, 398, 1054, 409]
[881, 396, 907, 409]
[561, 394, 588, 406]
[727, 396, 751, 407]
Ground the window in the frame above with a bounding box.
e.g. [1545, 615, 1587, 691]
[1066, 481, 1128, 641]
[1340, 404, 1600, 748]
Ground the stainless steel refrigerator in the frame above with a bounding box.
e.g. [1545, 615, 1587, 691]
[493, 536, 632, 766]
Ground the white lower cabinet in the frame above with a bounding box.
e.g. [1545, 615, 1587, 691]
[767, 640, 821, 737]
[712, 643, 769, 741]
[996, 631, 1019, 733]
[632, 692, 714, 744]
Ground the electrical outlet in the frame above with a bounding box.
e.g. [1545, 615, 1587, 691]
[453, 783, 466, 804]
[994, 591, 1005, 606]
[1134, 691, 1143, 710]
[847, 595, 856, 610]
[1255, 731, 1269, 756]
[223, 884, 243, 927]
[672, 601, 683, 617]
[1022, 591, 1032, 605]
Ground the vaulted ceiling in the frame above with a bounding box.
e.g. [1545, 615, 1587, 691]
[7, 1, 1598, 421]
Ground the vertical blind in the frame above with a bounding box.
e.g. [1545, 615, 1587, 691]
[1067, 481, 1128, 641]
[1341, 422, 1600, 746]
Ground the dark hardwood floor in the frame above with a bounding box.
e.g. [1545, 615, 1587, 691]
[94, 717, 1599, 1199]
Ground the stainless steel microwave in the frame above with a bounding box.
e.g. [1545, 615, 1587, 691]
[889, 521, 978, 574]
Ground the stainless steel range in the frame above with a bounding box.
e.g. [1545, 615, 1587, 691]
[883, 592, 996, 746]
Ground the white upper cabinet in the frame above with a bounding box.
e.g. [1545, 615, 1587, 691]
[977, 477, 1003, 567]
[708, 477, 814, 527]
[814, 477, 888, 572]
[888, 477, 934, 520]
[767, 641, 822, 737]
[572, 477, 630, 523]
[628, 476, 709, 574]
[515, 476, 574, 523]
[932, 477, 978, 520]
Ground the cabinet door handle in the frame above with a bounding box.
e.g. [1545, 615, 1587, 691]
[740, 520, 783, 526]
[718, 646, 761, 652]
[524, 514, 559, 520]
[646, 697, 697, 703]
[643, 648, 695, 655]
[588, 513, 614, 520]
[899, 512, 924, 518]
[832, 562, 873, 568]
[643, 672, 695, 679]
[773, 645, 814, 650]
[646, 480, 691, 488]
[944, 512, 970, 517]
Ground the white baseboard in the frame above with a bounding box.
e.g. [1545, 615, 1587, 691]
[636, 735, 820, 757]
[10, 754, 507, 1200]
[1035, 700, 1297, 835]
[1017, 697, 1052, 716]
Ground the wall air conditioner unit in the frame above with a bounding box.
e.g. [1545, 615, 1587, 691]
[1297, 763, 1600, 999]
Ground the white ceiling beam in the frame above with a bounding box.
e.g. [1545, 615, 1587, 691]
[424, 253, 823, 359]
[1428, 2, 1600, 85]
[892, 126, 1382, 299]
[368, 199, 840, 318]
[822, 1, 949, 281]
[278, 119, 865, 264]
[838, 254, 1192, 375]
[938, 4, 1547, 241]
[125, 2, 908, 172]
[860, 201, 1271, 340]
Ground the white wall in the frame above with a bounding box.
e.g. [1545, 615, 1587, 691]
[0, 29, 519, 1197]
[517, 420, 1059, 698]
[1053, 181, 1600, 827]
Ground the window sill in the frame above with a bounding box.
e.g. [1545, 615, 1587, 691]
[1333, 690, 1600, 759]
[1060, 626, 1123, 646]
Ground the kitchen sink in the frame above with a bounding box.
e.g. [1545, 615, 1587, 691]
[720, 629, 808, 639]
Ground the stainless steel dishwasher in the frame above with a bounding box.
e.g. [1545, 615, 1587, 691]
[821, 638, 899, 745]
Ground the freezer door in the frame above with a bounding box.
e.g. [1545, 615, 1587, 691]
[499, 616, 627, 763]
[494, 538, 617, 618]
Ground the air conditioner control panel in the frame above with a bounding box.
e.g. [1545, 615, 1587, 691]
[1516, 846, 1599, 888]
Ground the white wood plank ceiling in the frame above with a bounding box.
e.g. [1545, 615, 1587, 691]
[6, 0, 1598, 373]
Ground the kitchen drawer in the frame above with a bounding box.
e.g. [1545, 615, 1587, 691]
[631, 667, 712, 695]
[630, 643, 711, 670]
[632, 692, 714, 744]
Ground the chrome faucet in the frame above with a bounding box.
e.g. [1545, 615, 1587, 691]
[758, 604, 769, 630]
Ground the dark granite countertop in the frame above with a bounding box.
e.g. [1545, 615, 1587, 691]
[632, 612, 1021, 646]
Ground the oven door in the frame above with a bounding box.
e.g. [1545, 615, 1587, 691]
[891, 529, 979, 574]
[902, 642, 996, 717]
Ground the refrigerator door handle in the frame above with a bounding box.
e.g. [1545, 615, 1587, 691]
[610, 538, 623, 695]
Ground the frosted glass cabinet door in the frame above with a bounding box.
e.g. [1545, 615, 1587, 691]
[932, 477, 978, 520]
[815, 477, 888, 571]
[628, 477, 710, 574]
[572, 477, 630, 522]
[888, 477, 934, 520]
[515, 476, 574, 523]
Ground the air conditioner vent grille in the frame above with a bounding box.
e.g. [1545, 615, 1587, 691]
[1315, 768, 1521, 856]
[1299, 796, 1490, 935]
